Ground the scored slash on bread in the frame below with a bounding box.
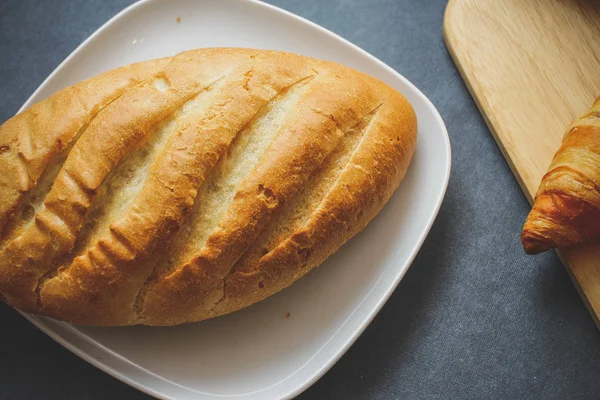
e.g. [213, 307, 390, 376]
[0, 48, 417, 326]
[522, 97, 600, 254]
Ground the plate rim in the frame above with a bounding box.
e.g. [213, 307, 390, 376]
[16, 0, 452, 398]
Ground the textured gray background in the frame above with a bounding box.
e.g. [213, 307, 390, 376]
[0, 0, 599, 399]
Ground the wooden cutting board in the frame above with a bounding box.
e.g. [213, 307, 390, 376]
[443, 0, 600, 325]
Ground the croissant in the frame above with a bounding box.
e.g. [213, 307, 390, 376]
[521, 97, 600, 254]
[0, 48, 417, 326]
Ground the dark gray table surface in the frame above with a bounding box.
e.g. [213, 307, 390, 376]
[1, 0, 599, 399]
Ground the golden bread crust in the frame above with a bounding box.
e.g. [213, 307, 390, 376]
[0, 48, 417, 325]
[0, 59, 167, 234]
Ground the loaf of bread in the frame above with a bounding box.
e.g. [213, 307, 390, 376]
[0, 48, 417, 326]
[522, 97, 600, 254]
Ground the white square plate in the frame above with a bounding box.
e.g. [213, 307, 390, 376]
[17, 0, 451, 398]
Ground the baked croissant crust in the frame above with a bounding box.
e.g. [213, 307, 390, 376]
[522, 97, 600, 254]
[0, 48, 417, 326]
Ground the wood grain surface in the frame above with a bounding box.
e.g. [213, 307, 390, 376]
[443, 0, 600, 325]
